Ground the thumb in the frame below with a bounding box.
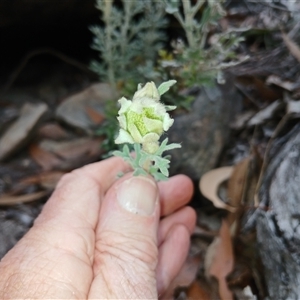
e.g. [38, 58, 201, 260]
[88, 173, 160, 299]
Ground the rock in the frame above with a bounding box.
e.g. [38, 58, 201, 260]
[168, 76, 242, 181]
[55, 83, 117, 132]
[0, 102, 48, 161]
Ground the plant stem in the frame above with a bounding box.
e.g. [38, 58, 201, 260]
[103, 0, 116, 89]
[191, 0, 205, 17]
[120, 0, 133, 74]
[181, 0, 196, 49]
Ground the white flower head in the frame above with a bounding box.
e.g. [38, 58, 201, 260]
[115, 81, 175, 154]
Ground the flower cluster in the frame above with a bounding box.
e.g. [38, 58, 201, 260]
[113, 80, 180, 181]
[115, 81, 175, 153]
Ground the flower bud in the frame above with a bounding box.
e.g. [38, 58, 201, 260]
[133, 82, 160, 101]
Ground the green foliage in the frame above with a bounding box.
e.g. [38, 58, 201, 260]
[90, 0, 168, 89]
[162, 0, 245, 87]
[90, 0, 245, 154]
[113, 139, 181, 181]
[90, 0, 169, 154]
[95, 100, 119, 156]
[91, 0, 172, 155]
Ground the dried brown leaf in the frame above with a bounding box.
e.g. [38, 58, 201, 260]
[29, 143, 63, 171]
[287, 100, 300, 114]
[38, 123, 69, 140]
[207, 220, 234, 300]
[228, 158, 250, 208]
[40, 138, 102, 160]
[235, 76, 279, 107]
[282, 32, 300, 63]
[20, 171, 65, 190]
[227, 158, 250, 227]
[266, 75, 296, 92]
[0, 191, 48, 206]
[230, 111, 256, 130]
[199, 167, 236, 212]
[247, 100, 282, 127]
[187, 281, 211, 300]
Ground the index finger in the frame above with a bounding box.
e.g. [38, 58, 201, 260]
[37, 156, 131, 228]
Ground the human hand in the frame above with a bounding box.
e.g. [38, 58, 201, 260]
[0, 156, 196, 299]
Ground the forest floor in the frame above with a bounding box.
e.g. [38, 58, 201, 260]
[1, 1, 300, 299]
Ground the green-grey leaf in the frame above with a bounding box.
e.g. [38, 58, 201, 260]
[165, 105, 177, 111]
[157, 80, 177, 96]
[133, 168, 148, 177]
[164, 143, 181, 151]
[153, 172, 168, 181]
[159, 166, 169, 177]
[112, 150, 123, 157]
[165, 6, 179, 14]
[123, 145, 130, 156]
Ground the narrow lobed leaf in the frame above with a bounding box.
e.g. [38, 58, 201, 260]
[157, 80, 177, 96]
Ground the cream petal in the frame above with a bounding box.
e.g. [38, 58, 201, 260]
[138, 99, 157, 115]
[117, 115, 127, 130]
[133, 82, 160, 101]
[115, 129, 134, 144]
[143, 117, 163, 135]
[163, 114, 174, 131]
[130, 100, 143, 113]
[128, 123, 143, 143]
[154, 102, 167, 117]
[118, 97, 132, 114]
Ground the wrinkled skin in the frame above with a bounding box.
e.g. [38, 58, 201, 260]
[0, 157, 196, 299]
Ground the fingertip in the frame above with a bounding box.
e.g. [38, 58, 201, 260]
[159, 174, 194, 217]
[158, 206, 196, 246]
[174, 174, 194, 202]
[185, 206, 197, 232]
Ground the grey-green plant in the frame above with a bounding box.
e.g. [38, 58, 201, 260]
[90, 0, 168, 91]
[90, 0, 246, 155]
[162, 0, 246, 87]
[90, 0, 170, 155]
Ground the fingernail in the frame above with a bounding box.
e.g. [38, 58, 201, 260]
[117, 176, 158, 216]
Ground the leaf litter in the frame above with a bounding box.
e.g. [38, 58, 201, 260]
[1, 0, 300, 298]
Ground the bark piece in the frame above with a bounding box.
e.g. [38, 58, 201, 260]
[255, 122, 300, 299]
[0, 102, 48, 161]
